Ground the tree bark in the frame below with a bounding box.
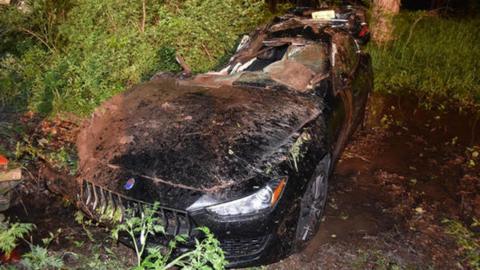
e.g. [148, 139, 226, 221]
[372, 0, 401, 44]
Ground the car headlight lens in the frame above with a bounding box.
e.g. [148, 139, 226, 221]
[206, 177, 287, 217]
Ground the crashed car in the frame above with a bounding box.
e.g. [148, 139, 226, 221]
[72, 6, 372, 267]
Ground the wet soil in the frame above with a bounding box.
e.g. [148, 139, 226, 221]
[270, 94, 480, 269]
[2, 190, 136, 268]
[1, 93, 479, 269]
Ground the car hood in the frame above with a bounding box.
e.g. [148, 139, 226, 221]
[77, 77, 322, 201]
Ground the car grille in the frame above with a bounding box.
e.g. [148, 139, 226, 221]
[80, 180, 192, 236]
[221, 235, 269, 258]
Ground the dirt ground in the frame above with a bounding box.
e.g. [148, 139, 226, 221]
[1, 93, 479, 269]
[270, 95, 480, 269]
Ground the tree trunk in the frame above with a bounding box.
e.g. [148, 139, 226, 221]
[372, 0, 401, 44]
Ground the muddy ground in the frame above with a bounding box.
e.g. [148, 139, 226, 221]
[1, 94, 479, 269]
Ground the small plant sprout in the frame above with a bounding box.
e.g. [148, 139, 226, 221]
[74, 210, 95, 242]
[111, 202, 227, 269]
[162, 227, 227, 270]
[41, 228, 62, 247]
[0, 219, 35, 256]
[21, 245, 64, 270]
[0, 219, 64, 269]
[111, 202, 165, 266]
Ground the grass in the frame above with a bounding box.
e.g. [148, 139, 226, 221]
[368, 12, 480, 107]
[351, 249, 404, 270]
[443, 218, 480, 269]
[4, 5, 478, 116]
[0, 0, 282, 116]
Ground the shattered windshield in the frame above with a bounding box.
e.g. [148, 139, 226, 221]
[185, 16, 333, 93]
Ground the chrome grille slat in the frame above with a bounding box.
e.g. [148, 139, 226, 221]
[99, 187, 106, 215]
[92, 184, 98, 210]
[130, 202, 138, 217]
[107, 191, 115, 219]
[160, 209, 167, 227]
[116, 194, 125, 222]
[85, 182, 92, 205]
[135, 202, 142, 217]
[173, 212, 180, 235]
[81, 179, 192, 236]
[185, 216, 191, 235]
[162, 208, 168, 230]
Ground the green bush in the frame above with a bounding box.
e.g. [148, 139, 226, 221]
[0, 0, 275, 115]
[368, 12, 480, 107]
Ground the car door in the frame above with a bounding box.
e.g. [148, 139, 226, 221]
[329, 30, 362, 161]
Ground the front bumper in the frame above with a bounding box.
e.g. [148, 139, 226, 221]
[220, 234, 274, 268]
[79, 179, 289, 267]
[189, 208, 285, 268]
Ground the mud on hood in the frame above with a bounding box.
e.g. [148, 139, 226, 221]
[77, 77, 322, 195]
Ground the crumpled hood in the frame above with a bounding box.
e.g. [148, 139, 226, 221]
[77, 77, 322, 195]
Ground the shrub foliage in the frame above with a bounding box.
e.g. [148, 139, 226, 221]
[0, 0, 274, 115]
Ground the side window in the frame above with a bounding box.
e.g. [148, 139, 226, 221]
[331, 32, 359, 91]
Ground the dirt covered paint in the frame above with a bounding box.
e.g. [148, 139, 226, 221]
[77, 77, 322, 196]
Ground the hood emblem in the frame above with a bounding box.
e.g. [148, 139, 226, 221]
[124, 178, 136, 190]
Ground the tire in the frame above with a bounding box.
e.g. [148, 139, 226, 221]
[295, 153, 331, 245]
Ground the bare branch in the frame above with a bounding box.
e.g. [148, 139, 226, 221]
[19, 27, 56, 52]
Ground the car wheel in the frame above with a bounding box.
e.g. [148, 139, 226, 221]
[295, 153, 331, 245]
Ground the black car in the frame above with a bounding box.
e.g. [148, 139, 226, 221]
[73, 6, 372, 268]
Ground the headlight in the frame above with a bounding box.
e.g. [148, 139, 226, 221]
[205, 177, 287, 217]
